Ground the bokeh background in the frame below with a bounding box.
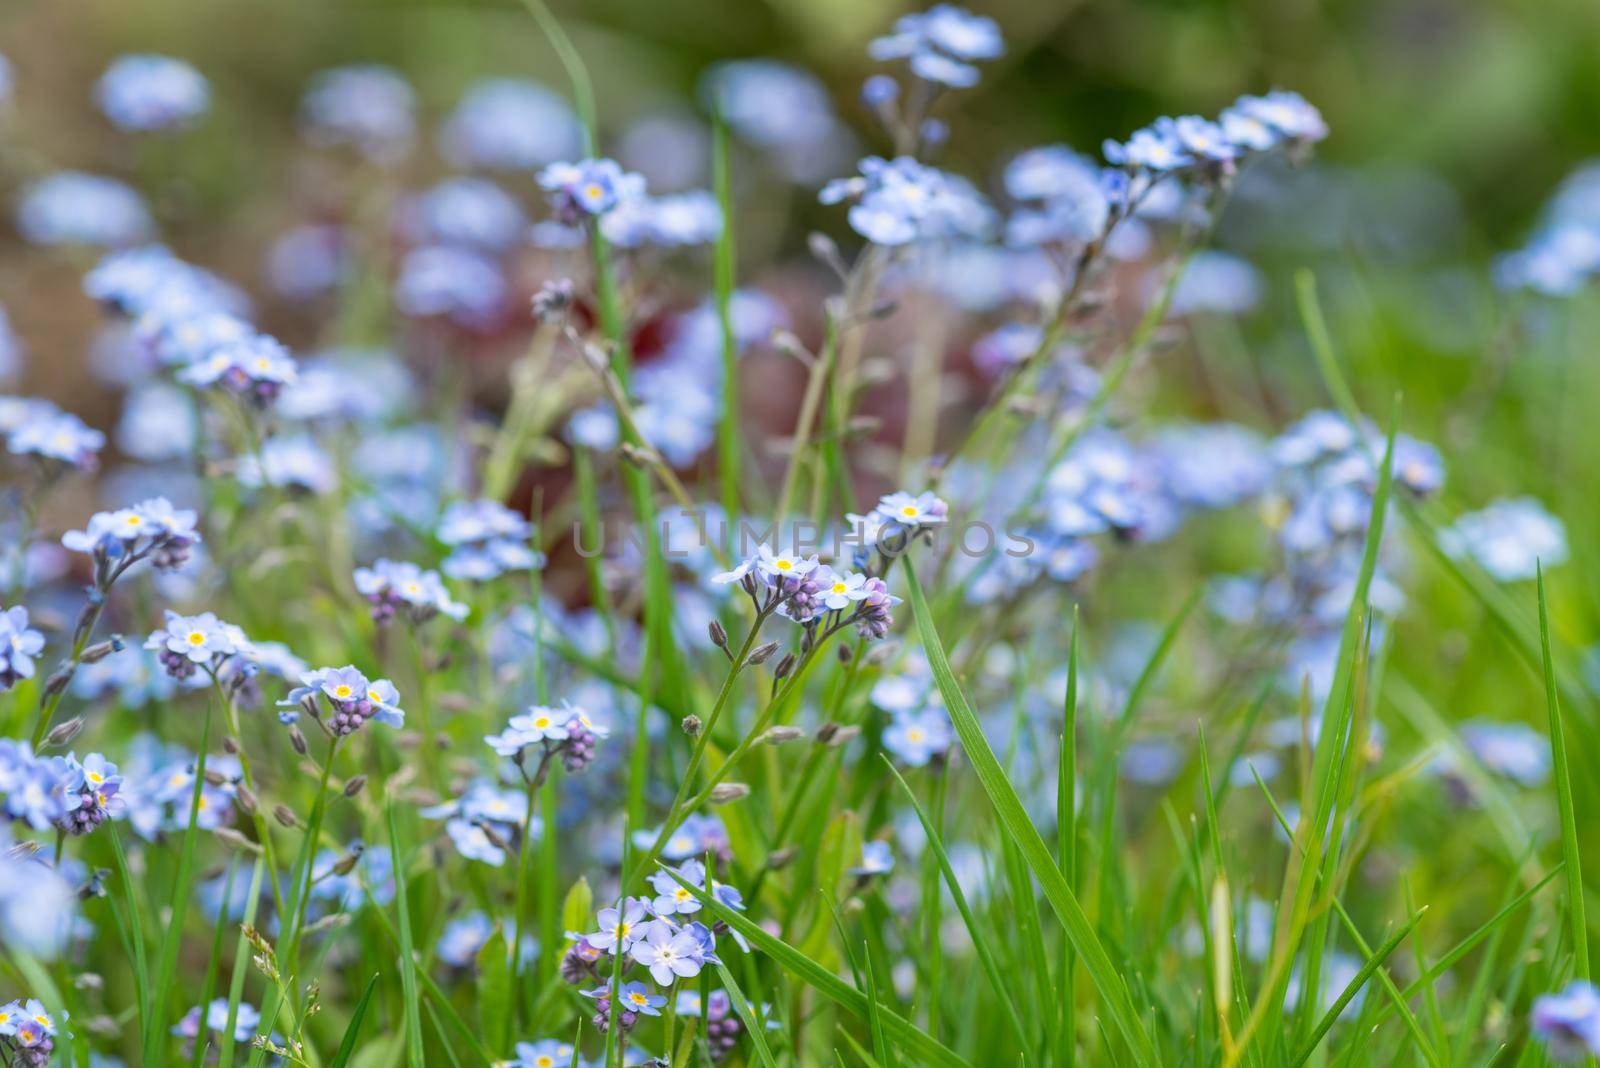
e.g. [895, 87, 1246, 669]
[5, 0, 1600, 574]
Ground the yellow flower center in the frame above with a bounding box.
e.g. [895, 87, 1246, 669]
[629, 992, 649, 1007]
[334, 684, 353, 698]
[534, 716, 551, 729]
[584, 184, 603, 200]
[901, 506, 918, 517]
[907, 729, 925, 743]
[187, 631, 206, 645]
[775, 559, 793, 571]
[368, 690, 383, 703]
[832, 582, 848, 594]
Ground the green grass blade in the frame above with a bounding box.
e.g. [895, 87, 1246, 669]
[388, 801, 427, 1066]
[219, 856, 267, 1068]
[145, 702, 212, 1066]
[713, 960, 779, 1068]
[885, 759, 1032, 1057]
[328, 973, 380, 1068]
[902, 560, 1158, 1067]
[1539, 565, 1589, 980]
[1292, 908, 1427, 1066]
[712, 108, 742, 529]
[666, 869, 971, 1067]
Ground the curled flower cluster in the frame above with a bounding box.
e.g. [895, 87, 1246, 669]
[353, 558, 468, 626]
[0, 998, 59, 1066]
[436, 499, 542, 581]
[820, 156, 996, 246]
[62, 496, 201, 582]
[486, 703, 609, 778]
[0, 741, 123, 838]
[3, 398, 104, 470]
[1103, 90, 1327, 180]
[95, 54, 210, 132]
[279, 665, 404, 736]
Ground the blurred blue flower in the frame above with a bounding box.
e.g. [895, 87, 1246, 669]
[95, 54, 209, 132]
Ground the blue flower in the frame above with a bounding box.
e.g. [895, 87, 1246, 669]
[1103, 122, 1192, 172]
[0, 856, 76, 960]
[821, 156, 995, 246]
[869, 4, 1003, 88]
[405, 178, 527, 253]
[394, 245, 507, 329]
[236, 434, 338, 495]
[883, 707, 954, 767]
[649, 860, 708, 916]
[630, 922, 709, 985]
[1170, 115, 1238, 162]
[300, 65, 416, 163]
[1534, 980, 1600, 1061]
[1441, 497, 1566, 582]
[440, 79, 581, 172]
[61, 497, 201, 574]
[145, 610, 249, 679]
[510, 1039, 578, 1068]
[1232, 90, 1327, 144]
[437, 499, 541, 581]
[95, 54, 209, 132]
[16, 172, 152, 247]
[538, 158, 647, 223]
[849, 840, 895, 877]
[1458, 721, 1550, 788]
[588, 899, 649, 954]
[599, 981, 667, 1018]
[176, 333, 299, 406]
[0, 605, 45, 691]
[354, 559, 468, 625]
[6, 407, 104, 469]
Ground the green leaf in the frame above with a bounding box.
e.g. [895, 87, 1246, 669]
[1539, 566, 1589, 980]
[902, 560, 1158, 1067]
[478, 928, 513, 1055]
[389, 801, 427, 1067]
[561, 876, 593, 939]
[329, 975, 380, 1068]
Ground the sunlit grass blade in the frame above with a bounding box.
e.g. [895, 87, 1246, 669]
[388, 800, 427, 1066]
[902, 560, 1158, 1067]
[713, 959, 779, 1068]
[1539, 565, 1589, 980]
[666, 868, 971, 1067]
[712, 108, 742, 529]
[1291, 907, 1427, 1066]
[329, 973, 380, 1068]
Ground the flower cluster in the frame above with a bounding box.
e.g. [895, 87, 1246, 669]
[0, 605, 44, 691]
[144, 610, 253, 682]
[567, 864, 743, 1036]
[436, 499, 542, 581]
[95, 54, 210, 132]
[0, 997, 59, 1066]
[867, 3, 1004, 89]
[3, 398, 105, 470]
[485, 703, 608, 778]
[422, 781, 535, 866]
[353, 558, 469, 626]
[62, 496, 201, 581]
[1102, 90, 1327, 179]
[820, 156, 996, 246]
[279, 665, 404, 736]
[1441, 497, 1568, 582]
[537, 158, 647, 223]
[0, 742, 124, 837]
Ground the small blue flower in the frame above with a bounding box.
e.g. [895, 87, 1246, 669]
[0, 605, 45, 690]
[849, 839, 896, 877]
[1534, 980, 1600, 1061]
[883, 707, 953, 766]
[437, 499, 541, 581]
[16, 172, 153, 247]
[95, 54, 209, 132]
[6, 407, 104, 469]
[869, 4, 1003, 88]
[538, 158, 647, 223]
[630, 921, 709, 985]
[821, 156, 994, 246]
[440, 79, 581, 172]
[300, 65, 416, 163]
